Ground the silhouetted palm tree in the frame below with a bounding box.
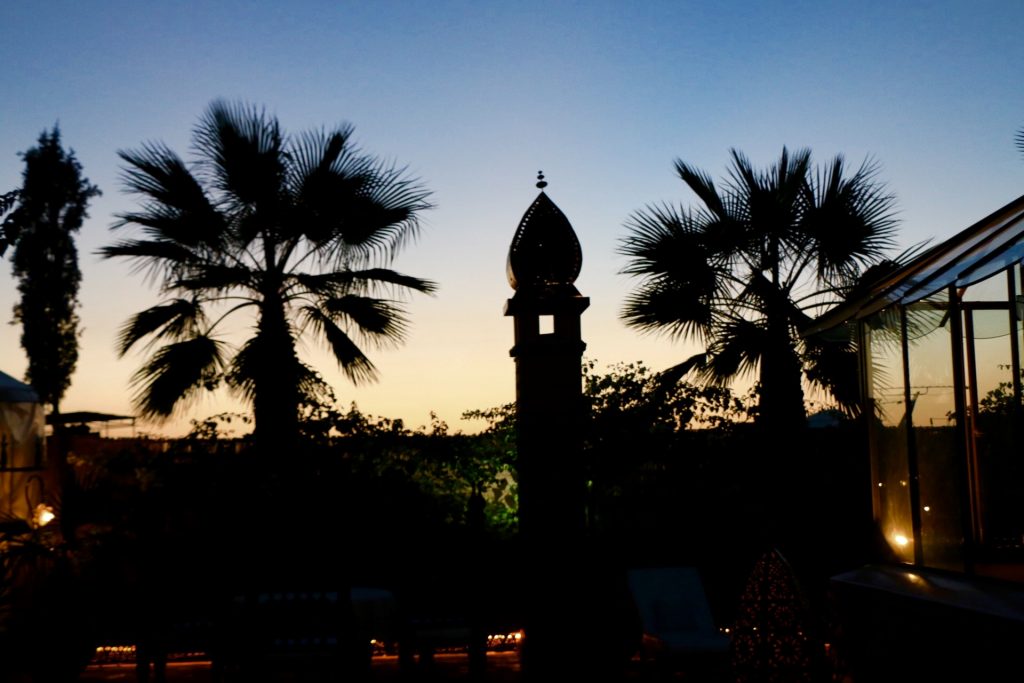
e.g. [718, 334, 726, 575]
[619, 147, 898, 431]
[101, 100, 436, 452]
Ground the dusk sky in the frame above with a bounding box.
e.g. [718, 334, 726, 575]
[2, 1, 1023, 438]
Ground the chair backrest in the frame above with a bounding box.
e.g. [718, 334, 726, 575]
[627, 566, 729, 654]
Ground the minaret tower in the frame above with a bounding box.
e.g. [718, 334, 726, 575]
[505, 171, 590, 542]
[505, 173, 593, 678]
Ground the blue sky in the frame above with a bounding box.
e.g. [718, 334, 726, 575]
[2, 1, 1023, 436]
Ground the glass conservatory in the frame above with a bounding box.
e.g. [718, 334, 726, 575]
[808, 193, 1024, 677]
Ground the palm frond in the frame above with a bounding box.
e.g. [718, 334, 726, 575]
[342, 159, 433, 258]
[620, 281, 713, 341]
[803, 154, 899, 280]
[293, 268, 437, 297]
[724, 148, 759, 197]
[619, 203, 730, 341]
[675, 160, 728, 220]
[116, 299, 206, 356]
[619, 204, 716, 280]
[296, 361, 335, 406]
[300, 306, 380, 384]
[97, 239, 200, 285]
[732, 147, 811, 251]
[290, 127, 353, 181]
[699, 319, 765, 384]
[333, 183, 432, 263]
[130, 335, 225, 419]
[172, 263, 256, 293]
[802, 322, 861, 414]
[287, 130, 433, 264]
[193, 99, 285, 210]
[223, 339, 257, 403]
[320, 294, 409, 345]
[739, 271, 815, 330]
[116, 143, 227, 248]
[112, 208, 226, 251]
[287, 127, 359, 245]
[657, 354, 708, 385]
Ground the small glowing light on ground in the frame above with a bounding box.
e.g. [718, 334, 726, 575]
[33, 503, 55, 528]
[923, 506, 931, 512]
[878, 482, 884, 487]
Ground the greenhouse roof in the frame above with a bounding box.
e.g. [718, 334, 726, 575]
[805, 192, 1024, 335]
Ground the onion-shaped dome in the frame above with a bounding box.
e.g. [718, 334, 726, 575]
[506, 173, 582, 291]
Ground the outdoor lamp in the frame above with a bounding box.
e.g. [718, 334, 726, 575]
[33, 503, 55, 528]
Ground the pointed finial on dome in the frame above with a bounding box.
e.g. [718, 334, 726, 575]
[506, 178, 582, 292]
[536, 171, 548, 190]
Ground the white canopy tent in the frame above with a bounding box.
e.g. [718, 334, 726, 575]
[0, 370, 47, 520]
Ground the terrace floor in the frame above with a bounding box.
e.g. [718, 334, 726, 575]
[78, 650, 733, 682]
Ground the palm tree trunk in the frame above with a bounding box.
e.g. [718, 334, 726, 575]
[759, 306, 807, 435]
[758, 235, 806, 435]
[251, 296, 301, 460]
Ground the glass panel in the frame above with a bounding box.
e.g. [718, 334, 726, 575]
[905, 292, 964, 571]
[963, 266, 1014, 303]
[864, 308, 914, 563]
[968, 305, 1024, 561]
[1015, 263, 1024, 345]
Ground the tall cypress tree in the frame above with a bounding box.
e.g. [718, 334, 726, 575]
[7, 127, 100, 416]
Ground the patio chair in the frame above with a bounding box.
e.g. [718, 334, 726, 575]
[627, 566, 730, 677]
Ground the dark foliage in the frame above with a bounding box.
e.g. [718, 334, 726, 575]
[6, 127, 100, 413]
[0, 189, 19, 255]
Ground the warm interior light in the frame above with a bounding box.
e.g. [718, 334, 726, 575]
[33, 504, 55, 528]
[923, 506, 931, 512]
[893, 534, 910, 547]
[485, 630, 523, 649]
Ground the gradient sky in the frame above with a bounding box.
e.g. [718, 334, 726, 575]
[2, 1, 1023, 438]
